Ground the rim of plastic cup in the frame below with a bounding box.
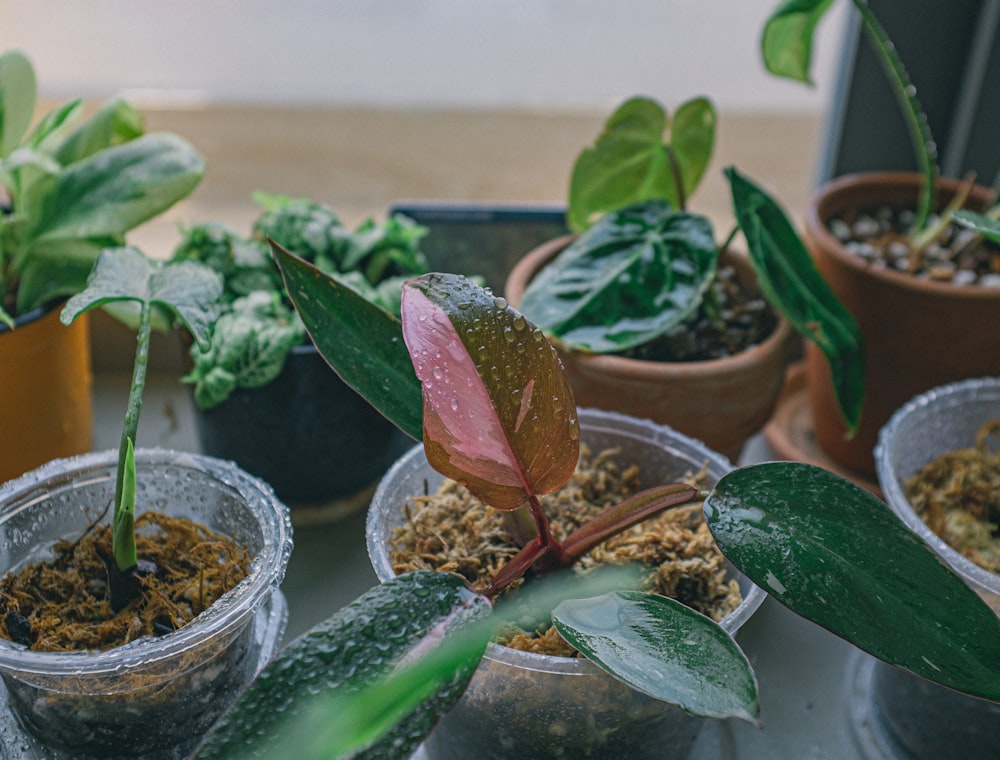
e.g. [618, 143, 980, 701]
[367, 407, 766, 675]
[875, 377, 1000, 599]
[0, 447, 293, 676]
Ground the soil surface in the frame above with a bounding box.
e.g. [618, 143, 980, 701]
[390, 446, 742, 656]
[625, 262, 777, 362]
[827, 204, 1000, 286]
[0, 512, 251, 652]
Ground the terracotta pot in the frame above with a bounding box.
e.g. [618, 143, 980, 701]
[804, 172, 1000, 478]
[0, 301, 93, 483]
[505, 236, 796, 462]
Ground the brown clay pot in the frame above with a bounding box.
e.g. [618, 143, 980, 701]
[0, 301, 93, 483]
[804, 172, 1000, 478]
[505, 235, 796, 463]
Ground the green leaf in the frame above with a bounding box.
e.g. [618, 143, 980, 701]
[952, 209, 1000, 245]
[24, 132, 204, 245]
[274, 240, 424, 441]
[705, 462, 1000, 702]
[761, 0, 836, 83]
[60, 246, 223, 347]
[553, 591, 759, 723]
[51, 96, 144, 166]
[113, 437, 138, 572]
[0, 49, 37, 156]
[568, 96, 716, 231]
[402, 273, 580, 511]
[194, 571, 491, 760]
[519, 200, 717, 353]
[727, 166, 864, 433]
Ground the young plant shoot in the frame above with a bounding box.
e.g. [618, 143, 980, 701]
[194, 247, 1000, 760]
[60, 247, 222, 606]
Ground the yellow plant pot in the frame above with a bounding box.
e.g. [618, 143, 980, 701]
[0, 303, 93, 483]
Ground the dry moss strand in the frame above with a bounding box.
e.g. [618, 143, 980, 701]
[904, 420, 1000, 574]
[0, 511, 251, 652]
[390, 446, 742, 656]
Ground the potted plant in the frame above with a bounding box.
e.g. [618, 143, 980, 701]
[191, 252, 1000, 760]
[761, 0, 1000, 478]
[868, 376, 1000, 758]
[0, 246, 293, 757]
[504, 95, 863, 462]
[172, 192, 428, 522]
[0, 48, 205, 483]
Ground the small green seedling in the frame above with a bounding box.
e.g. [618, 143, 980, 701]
[193, 256, 1000, 760]
[61, 247, 222, 606]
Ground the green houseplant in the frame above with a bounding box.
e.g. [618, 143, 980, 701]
[0, 48, 205, 481]
[504, 95, 863, 462]
[761, 0, 1000, 477]
[172, 192, 428, 519]
[0, 247, 292, 757]
[189, 250, 1000, 760]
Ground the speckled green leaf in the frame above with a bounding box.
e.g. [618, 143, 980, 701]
[275, 240, 423, 441]
[553, 591, 759, 723]
[953, 210, 1000, 245]
[520, 200, 717, 353]
[402, 272, 579, 511]
[705, 461, 1000, 702]
[194, 571, 491, 760]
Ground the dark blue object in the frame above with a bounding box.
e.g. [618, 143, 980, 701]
[192, 343, 410, 509]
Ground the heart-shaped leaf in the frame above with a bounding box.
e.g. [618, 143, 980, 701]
[194, 571, 491, 760]
[519, 200, 717, 353]
[275, 240, 424, 441]
[402, 272, 579, 511]
[727, 166, 864, 433]
[568, 96, 716, 231]
[705, 461, 1000, 702]
[552, 591, 759, 723]
[0, 49, 37, 156]
[761, 0, 836, 84]
[60, 246, 223, 347]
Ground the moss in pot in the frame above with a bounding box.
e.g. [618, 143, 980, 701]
[0, 247, 293, 757]
[504, 96, 865, 461]
[192, 250, 1000, 760]
[761, 1, 1000, 475]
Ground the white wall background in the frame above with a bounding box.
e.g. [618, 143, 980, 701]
[2, 0, 850, 112]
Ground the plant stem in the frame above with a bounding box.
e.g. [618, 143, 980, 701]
[114, 299, 151, 571]
[852, 0, 938, 231]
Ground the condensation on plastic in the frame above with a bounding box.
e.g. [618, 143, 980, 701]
[367, 407, 766, 760]
[0, 448, 293, 758]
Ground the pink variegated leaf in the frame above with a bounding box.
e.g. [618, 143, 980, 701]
[401, 273, 579, 511]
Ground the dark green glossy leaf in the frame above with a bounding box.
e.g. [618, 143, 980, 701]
[568, 96, 715, 231]
[953, 209, 1000, 245]
[705, 462, 1000, 701]
[402, 273, 579, 510]
[194, 571, 491, 760]
[60, 246, 223, 347]
[552, 591, 759, 723]
[727, 166, 864, 433]
[274, 240, 423, 441]
[519, 200, 717, 353]
[761, 0, 836, 83]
